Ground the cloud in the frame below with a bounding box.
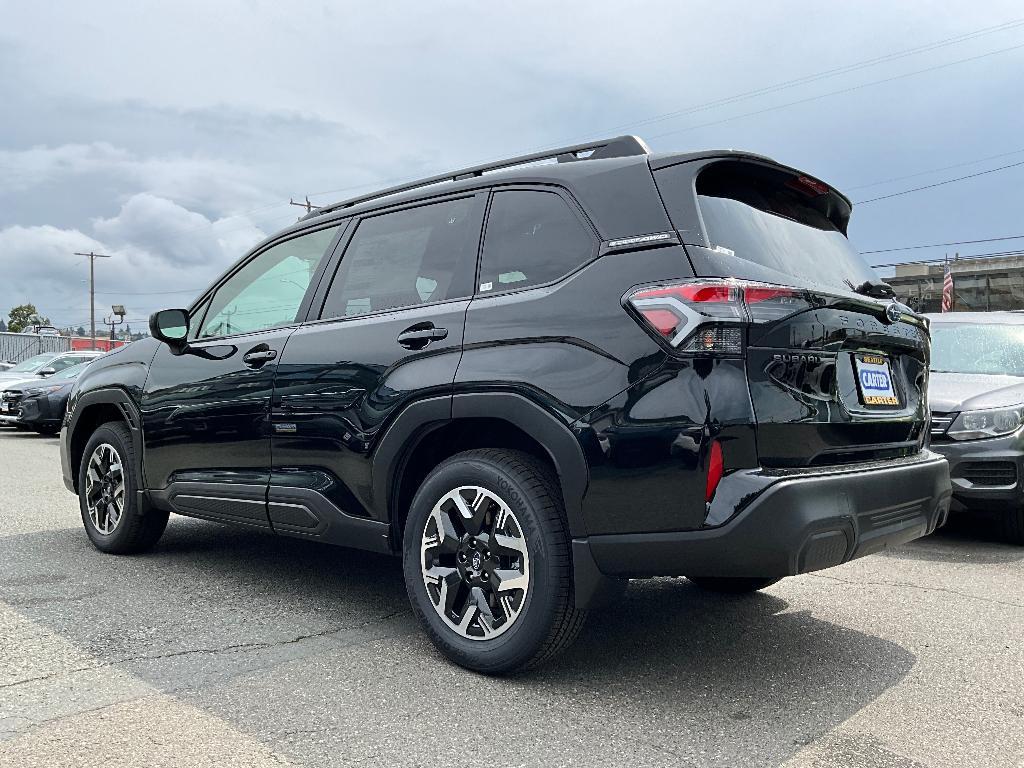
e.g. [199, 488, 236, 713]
[0, 194, 269, 329]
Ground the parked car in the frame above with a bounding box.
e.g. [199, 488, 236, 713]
[0, 350, 102, 382]
[61, 136, 951, 672]
[1, 361, 92, 434]
[0, 375, 44, 429]
[927, 311, 1024, 543]
[0, 361, 15, 372]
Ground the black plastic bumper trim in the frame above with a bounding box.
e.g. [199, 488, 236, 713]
[584, 452, 951, 579]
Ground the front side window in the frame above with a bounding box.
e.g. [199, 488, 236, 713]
[321, 197, 480, 320]
[48, 356, 82, 372]
[477, 190, 595, 294]
[199, 225, 340, 339]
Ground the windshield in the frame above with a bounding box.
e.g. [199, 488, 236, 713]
[53, 362, 89, 380]
[9, 353, 53, 373]
[930, 323, 1024, 376]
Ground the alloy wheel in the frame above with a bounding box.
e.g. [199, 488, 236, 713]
[420, 485, 531, 640]
[84, 443, 126, 535]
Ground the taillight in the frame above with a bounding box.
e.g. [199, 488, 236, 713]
[628, 279, 810, 354]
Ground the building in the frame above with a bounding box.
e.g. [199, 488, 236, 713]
[884, 253, 1024, 313]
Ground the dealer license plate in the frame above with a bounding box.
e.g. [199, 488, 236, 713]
[854, 353, 899, 406]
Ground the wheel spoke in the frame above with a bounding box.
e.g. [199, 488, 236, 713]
[491, 532, 527, 559]
[432, 508, 461, 555]
[494, 569, 528, 594]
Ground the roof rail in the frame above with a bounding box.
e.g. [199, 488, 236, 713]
[311, 135, 650, 217]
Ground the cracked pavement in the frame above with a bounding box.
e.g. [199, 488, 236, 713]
[1, 428, 1022, 766]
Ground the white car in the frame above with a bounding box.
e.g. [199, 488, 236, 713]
[0, 351, 103, 383]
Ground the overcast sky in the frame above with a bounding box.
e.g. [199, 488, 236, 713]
[1, 1, 1023, 331]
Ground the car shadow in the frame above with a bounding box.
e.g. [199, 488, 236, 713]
[0, 518, 917, 766]
[889, 514, 1024, 564]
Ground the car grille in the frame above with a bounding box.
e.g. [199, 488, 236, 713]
[930, 412, 956, 442]
[1, 390, 23, 415]
[961, 461, 1018, 487]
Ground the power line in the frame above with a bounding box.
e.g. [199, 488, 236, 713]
[854, 158, 1024, 204]
[543, 18, 1024, 146]
[646, 40, 1024, 141]
[861, 234, 1024, 255]
[302, 19, 1024, 204]
[845, 147, 1024, 191]
[872, 248, 1024, 269]
[94, 288, 202, 296]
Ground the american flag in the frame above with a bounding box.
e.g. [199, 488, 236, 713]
[941, 261, 954, 312]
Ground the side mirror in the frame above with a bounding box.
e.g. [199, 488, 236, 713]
[149, 309, 190, 352]
[39, 367, 56, 377]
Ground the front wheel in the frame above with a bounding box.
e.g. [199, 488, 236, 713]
[686, 576, 781, 593]
[1002, 506, 1024, 545]
[403, 449, 584, 674]
[78, 422, 168, 554]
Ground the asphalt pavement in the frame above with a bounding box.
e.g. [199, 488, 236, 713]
[1, 427, 1022, 767]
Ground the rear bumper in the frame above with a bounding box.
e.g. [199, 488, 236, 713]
[581, 450, 951, 580]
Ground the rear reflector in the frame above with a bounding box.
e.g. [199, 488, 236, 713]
[628, 279, 810, 353]
[705, 439, 724, 502]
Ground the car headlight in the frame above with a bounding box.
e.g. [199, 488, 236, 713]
[24, 384, 65, 396]
[946, 405, 1024, 440]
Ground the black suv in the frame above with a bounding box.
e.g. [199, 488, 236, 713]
[61, 136, 951, 673]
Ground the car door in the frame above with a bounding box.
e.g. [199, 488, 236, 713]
[141, 222, 345, 528]
[268, 193, 486, 547]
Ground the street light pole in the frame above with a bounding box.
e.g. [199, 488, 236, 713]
[73, 251, 113, 350]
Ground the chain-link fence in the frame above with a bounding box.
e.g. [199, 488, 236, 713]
[0, 332, 71, 364]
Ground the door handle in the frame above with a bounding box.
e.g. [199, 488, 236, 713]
[242, 347, 278, 368]
[397, 324, 448, 349]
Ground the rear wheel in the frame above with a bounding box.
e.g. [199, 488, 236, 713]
[687, 576, 781, 593]
[403, 449, 584, 674]
[78, 422, 168, 554]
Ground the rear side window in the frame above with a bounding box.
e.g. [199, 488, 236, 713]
[478, 190, 594, 293]
[321, 197, 480, 319]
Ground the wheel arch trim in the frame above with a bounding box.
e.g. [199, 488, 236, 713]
[373, 391, 590, 539]
[65, 388, 145, 495]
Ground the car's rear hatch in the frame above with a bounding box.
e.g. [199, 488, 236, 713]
[653, 157, 929, 467]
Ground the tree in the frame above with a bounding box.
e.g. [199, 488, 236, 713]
[0, 318, 6, 333]
[76, 326, 86, 337]
[7, 304, 50, 334]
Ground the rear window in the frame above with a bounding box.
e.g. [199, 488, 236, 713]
[658, 160, 877, 292]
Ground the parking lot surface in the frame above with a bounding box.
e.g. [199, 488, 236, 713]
[1, 427, 1022, 767]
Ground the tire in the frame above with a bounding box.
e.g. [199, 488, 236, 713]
[403, 449, 585, 674]
[1002, 506, 1024, 545]
[78, 421, 168, 554]
[686, 576, 781, 593]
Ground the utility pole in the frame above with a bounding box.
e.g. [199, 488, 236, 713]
[289, 196, 322, 220]
[73, 251, 113, 350]
[289, 195, 318, 213]
[103, 304, 126, 346]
